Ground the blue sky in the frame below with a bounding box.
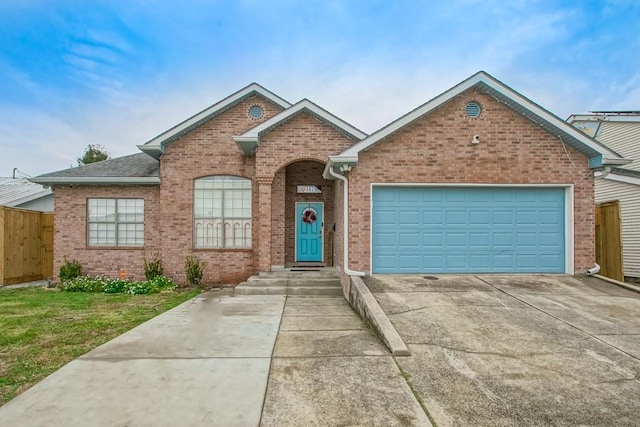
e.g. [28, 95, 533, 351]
[1, 0, 639, 176]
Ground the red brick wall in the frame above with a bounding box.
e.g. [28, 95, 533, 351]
[347, 90, 594, 274]
[53, 185, 160, 281]
[255, 112, 357, 269]
[158, 95, 283, 284]
[271, 168, 286, 267]
[256, 112, 356, 177]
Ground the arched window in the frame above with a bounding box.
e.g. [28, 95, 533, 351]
[193, 176, 252, 248]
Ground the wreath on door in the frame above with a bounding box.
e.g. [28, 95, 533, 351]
[302, 207, 317, 224]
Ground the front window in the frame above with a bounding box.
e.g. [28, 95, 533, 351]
[194, 176, 252, 248]
[87, 198, 144, 247]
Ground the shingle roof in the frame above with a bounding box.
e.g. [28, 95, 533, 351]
[31, 153, 160, 186]
[0, 177, 52, 207]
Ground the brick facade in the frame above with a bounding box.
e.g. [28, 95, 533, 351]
[346, 90, 595, 273]
[53, 185, 160, 281]
[52, 83, 598, 286]
[53, 101, 356, 284]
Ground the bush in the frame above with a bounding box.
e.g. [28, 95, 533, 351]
[143, 254, 164, 280]
[58, 276, 105, 293]
[103, 279, 130, 294]
[60, 275, 177, 295]
[151, 275, 176, 291]
[59, 258, 83, 282]
[185, 255, 205, 287]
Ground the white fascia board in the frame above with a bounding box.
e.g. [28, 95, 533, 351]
[602, 157, 633, 166]
[30, 177, 160, 186]
[340, 71, 622, 162]
[232, 136, 258, 143]
[137, 144, 162, 159]
[238, 100, 367, 141]
[140, 83, 292, 151]
[568, 114, 640, 123]
[323, 155, 359, 179]
[604, 173, 640, 186]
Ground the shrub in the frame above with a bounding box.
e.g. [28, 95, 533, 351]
[58, 276, 105, 292]
[61, 275, 177, 295]
[103, 279, 130, 294]
[151, 275, 176, 291]
[185, 255, 205, 287]
[143, 254, 164, 280]
[59, 258, 83, 282]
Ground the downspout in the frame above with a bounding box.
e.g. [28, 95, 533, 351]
[328, 166, 366, 276]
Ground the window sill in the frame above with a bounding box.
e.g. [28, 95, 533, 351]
[192, 248, 253, 252]
[86, 246, 145, 250]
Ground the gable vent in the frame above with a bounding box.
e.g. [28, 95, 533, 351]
[465, 102, 481, 118]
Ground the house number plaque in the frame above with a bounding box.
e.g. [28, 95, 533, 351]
[297, 185, 322, 194]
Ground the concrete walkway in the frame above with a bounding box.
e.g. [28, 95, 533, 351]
[260, 296, 430, 426]
[0, 292, 286, 427]
[0, 291, 430, 426]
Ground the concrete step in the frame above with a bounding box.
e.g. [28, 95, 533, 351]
[245, 277, 340, 287]
[235, 285, 343, 296]
[236, 268, 342, 296]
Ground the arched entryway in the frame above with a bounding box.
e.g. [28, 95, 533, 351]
[270, 160, 335, 268]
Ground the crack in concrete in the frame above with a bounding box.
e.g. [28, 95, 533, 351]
[474, 276, 640, 362]
[404, 342, 553, 360]
[387, 302, 523, 316]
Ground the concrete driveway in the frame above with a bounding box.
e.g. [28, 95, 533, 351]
[366, 274, 640, 427]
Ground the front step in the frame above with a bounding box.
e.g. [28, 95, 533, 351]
[235, 268, 343, 296]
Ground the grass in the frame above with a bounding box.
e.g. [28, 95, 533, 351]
[0, 287, 200, 407]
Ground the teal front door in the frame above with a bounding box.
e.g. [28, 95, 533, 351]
[296, 202, 323, 262]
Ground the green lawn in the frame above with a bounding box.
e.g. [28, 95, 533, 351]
[0, 287, 200, 406]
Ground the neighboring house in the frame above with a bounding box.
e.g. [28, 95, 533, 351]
[0, 177, 53, 212]
[568, 112, 640, 280]
[32, 71, 626, 285]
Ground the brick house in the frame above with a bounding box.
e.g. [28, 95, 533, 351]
[32, 72, 626, 286]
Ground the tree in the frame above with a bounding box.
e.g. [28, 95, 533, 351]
[78, 144, 110, 166]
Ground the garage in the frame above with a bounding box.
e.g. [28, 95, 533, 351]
[371, 186, 567, 274]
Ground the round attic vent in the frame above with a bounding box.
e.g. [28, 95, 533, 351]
[249, 105, 264, 119]
[465, 101, 481, 118]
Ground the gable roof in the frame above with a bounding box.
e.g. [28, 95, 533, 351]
[233, 99, 367, 155]
[31, 153, 160, 186]
[0, 177, 52, 207]
[138, 83, 292, 159]
[328, 71, 629, 172]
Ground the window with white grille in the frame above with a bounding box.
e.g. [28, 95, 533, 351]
[87, 198, 144, 247]
[194, 176, 252, 248]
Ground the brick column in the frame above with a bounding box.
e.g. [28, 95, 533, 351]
[257, 177, 273, 272]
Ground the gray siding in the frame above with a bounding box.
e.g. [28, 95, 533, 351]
[595, 177, 640, 277]
[597, 122, 640, 171]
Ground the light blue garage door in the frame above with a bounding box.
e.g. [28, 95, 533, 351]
[372, 187, 565, 273]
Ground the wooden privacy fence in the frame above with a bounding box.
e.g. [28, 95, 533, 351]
[595, 201, 623, 281]
[0, 207, 54, 285]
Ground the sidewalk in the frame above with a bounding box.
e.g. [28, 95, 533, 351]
[260, 295, 430, 426]
[0, 291, 430, 426]
[0, 292, 285, 427]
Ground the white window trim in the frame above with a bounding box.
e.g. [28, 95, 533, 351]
[86, 198, 145, 247]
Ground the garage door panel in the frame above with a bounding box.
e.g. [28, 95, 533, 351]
[493, 211, 513, 224]
[423, 211, 443, 224]
[469, 210, 490, 224]
[399, 232, 421, 247]
[469, 232, 490, 247]
[372, 187, 565, 273]
[399, 211, 420, 224]
[446, 211, 467, 224]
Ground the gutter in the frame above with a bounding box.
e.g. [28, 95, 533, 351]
[29, 177, 161, 186]
[328, 166, 365, 277]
